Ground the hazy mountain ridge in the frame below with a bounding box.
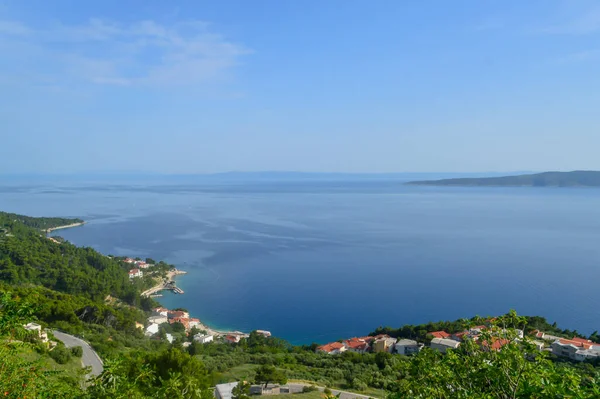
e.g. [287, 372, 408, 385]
[407, 171, 600, 187]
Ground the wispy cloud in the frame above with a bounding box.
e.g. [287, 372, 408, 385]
[0, 18, 251, 88]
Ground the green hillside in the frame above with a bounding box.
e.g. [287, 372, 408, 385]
[406, 170, 600, 187]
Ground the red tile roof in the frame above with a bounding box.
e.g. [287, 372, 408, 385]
[429, 331, 450, 339]
[482, 339, 511, 351]
[558, 338, 600, 350]
[317, 342, 345, 353]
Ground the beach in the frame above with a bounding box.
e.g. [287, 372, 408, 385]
[46, 222, 85, 233]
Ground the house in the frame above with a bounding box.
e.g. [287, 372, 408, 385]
[136, 261, 150, 269]
[169, 317, 190, 331]
[165, 333, 174, 343]
[194, 334, 214, 344]
[168, 310, 190, 319]
[135, 322, 144, 330]
[373, 335, 397, 353]
[24, 322, 48, 343]
[152, 307, 169, 317]
[532, 340, 545, 351]
[430, 338, 461, 353]
[225, 335, 241, 344]
[189, 318, 201, 328]
[148, 315, 168, 325]
[124, 258, 136, 264]
[551, 338, 600, 361]
[145, 323, 159, 336]
[317, 342, 346, 354]
[395, 339, 421, 355]
[182, 342, 192, 348]
[533, 330, 561, 342]
[429, 331, 451, 339]
[128, 268, 143, 279]
[215, 382, 238, 399]
[256, 330, 272, 337]
[481, 338, 511, 352]
[344, 338, 370, 354]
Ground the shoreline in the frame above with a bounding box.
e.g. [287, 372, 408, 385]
[155, 271, 249, 339]
[46, 222, 86, 233]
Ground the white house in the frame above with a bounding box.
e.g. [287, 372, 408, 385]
[395, 339, 421, 355]
[194, 334, 214, 344]
[215, 382, 239, 399]
[552, 338, 600, 361]
[147, 315, 168, 325]
[166, 333, 174, 343]
[189, 318, 201, 328]
[256, 330, 272, 337]
[430, 338, 461, 353]
[317, 342, 347, 354]
[152, 307, 169, 317]
[128, 268, 143, 279]
[145, 323, 160, 336]
[24, 322, 48, 343]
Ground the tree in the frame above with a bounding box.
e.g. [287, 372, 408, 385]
[254, 364, 287, 388]
[71, 346, 83, 357]
[232, 381, 251, 399]
[50, 345, 72, 364]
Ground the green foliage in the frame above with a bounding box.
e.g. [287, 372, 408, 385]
[50, 344, 72, 364]
[71, 346, 83, 358]
[302, 385, 319, 393]
[0, 211, 83, 231]
[0, 292, 83, 398]
[87, 348, 213, 399]
[232, 381, 251, 399]
[0, 213, 141, 304]
[254, 364, 287, 387]
[390, 311, 600, 398]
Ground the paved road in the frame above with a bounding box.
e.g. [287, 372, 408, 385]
[52, 330, 104, 377]
[287, 383, 377, 399]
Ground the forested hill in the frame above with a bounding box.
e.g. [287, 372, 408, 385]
[406, 171, 600, 187]
[0, 211, 138, 303]
[0, 211, 83, 231]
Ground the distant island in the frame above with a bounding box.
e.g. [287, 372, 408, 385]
[406, 171, 600, 187]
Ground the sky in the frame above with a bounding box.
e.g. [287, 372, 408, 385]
[1, 0, 600, 174]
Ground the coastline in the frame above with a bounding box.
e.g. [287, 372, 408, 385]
[164, 270, 249, 338]
[144, 268, 249, 339]
[46, 221, 86, 233]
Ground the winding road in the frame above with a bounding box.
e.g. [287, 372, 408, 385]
[52, 330, 104, 377]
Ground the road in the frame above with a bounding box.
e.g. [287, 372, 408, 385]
[287, 383, 378, 399]
[52, 330, 104, 377]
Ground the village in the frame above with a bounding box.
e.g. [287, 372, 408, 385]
[315, 323, 600, 362]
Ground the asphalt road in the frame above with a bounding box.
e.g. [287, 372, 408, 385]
[52, 330, 104, 377]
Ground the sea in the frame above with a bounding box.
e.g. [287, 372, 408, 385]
[1, 176, 600, 344]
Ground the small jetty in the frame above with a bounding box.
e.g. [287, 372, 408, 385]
[141, 269, 187, 297]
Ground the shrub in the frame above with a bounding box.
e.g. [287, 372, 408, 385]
[50, 345, 72, 364]
[71, 346, 83, 357]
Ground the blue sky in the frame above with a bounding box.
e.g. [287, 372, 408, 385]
[1, 0, 599, 174]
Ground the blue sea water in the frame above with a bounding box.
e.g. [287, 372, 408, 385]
[1, 178, 600, 344]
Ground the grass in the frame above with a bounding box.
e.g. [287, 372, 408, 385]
[218, 363, 261, 382]
[270, 391, 324, 399]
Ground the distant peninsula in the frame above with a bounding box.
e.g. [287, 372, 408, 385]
[406, 171, 600, 187]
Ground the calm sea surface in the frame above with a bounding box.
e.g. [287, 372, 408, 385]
[1, 179, 600, 344]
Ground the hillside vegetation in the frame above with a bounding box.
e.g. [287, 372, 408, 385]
[406, 170, 600, 187]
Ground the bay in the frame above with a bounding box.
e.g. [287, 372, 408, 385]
[1, 179, 600, 344]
